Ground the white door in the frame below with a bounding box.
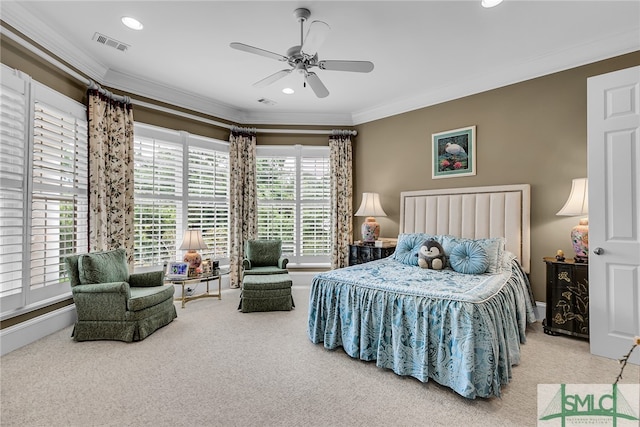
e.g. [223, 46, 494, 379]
[587, 65, 640, 364]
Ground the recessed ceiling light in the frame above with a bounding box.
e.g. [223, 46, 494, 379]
[481, 0, 503, 8]
[121, 16, 144, 30]
[282, 88, 295, 95]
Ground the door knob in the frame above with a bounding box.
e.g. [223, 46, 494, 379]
[593, 247, 604, 255]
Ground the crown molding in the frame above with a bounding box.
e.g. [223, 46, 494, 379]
[352, 28, 640, 125]
[102, 68, 246, 124]
[240, 110, 354, 126]
[1, 2, 108, 82]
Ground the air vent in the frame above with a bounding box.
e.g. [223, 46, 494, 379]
[92, 32, 129, 52]
[257, 98, 277, 106]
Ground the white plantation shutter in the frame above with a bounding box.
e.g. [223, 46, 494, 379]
[256, 155, 296, 254]
[256, 145, 330, 264]
[31, 91, 88, 296]
[133, 199, 180, 267]
[133, 125, 230, 269]
[300, 154, 330, 256]
[187, 139, 229, 261]
[0, 67, 29, 307]
[133, 129, 183, 268]
[1, 65, 88, 313]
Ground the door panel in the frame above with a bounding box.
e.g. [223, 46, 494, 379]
[587, 65, 640, 364]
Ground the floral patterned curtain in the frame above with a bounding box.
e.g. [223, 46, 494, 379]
[229, 128, 257, 288]
[87, 89, 135, 267]
[329, 133, 353, 269]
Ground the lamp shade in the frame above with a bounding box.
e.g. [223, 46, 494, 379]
[556, 178, 588, 216]
[179, 229, 208, 251]
[354, 193, 387, 217]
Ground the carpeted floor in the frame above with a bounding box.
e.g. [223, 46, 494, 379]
[1, 285, 638, 427]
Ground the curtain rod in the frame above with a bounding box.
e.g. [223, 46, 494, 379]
[1, 25, 357, 137]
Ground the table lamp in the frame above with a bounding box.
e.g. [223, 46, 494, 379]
[179, 229, 208, 276]
[556, 178, 589, 263]
[354, 192, 387, 243]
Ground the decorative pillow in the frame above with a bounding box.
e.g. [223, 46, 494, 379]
[474, 237, 505, 274]
[245, 239, 282, 267]
[78, 249, 129, 285]
[449, 241, 489, 275]
[439, 235, 462, 267]
[392, 233, 436, 266]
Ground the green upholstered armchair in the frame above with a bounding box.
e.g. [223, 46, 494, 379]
[242, 239, 289, 276]
[64, 249, 177, 342]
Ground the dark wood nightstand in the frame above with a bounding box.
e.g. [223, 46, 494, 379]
[349, 242, 396, 266]
[543, 257, 589, 339]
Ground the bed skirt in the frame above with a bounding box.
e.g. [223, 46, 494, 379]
[307, 262, 536, 399]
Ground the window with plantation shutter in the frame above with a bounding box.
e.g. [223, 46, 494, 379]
[30, 89, 88, 298]
[256, 145, 330, 264]
[0, 67, 29, 309]
[133, 124, 230, 270]
[1, 65, 88, 314]
[133, 130, 183, 268]
[187, 140, 229, 260]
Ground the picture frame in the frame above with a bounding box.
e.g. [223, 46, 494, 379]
[432, 125, 476, 179]
[166, 261, 189, 280]
[202, 258, 211, 275]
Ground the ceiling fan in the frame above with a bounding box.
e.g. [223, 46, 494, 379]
[230, 8, 374, 98]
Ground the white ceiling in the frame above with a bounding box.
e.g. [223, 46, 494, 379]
[2, 1, 639, 126]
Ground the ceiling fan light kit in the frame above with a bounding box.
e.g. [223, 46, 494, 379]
[230, 7, 374, 98]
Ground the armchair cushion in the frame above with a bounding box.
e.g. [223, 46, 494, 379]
[129, 270, 165, 287]
[245, 239, 282, 267]
[78, 249, 129, 285]
[128, 285, 175, 312]
[242, 266, 289, 275]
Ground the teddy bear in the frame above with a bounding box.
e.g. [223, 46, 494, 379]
[417, 239, 446, 270]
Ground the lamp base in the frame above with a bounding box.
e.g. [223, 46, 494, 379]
[183, 250, 202, 277]
[361, 216, 380, 242]
[570, 218, 589, 263]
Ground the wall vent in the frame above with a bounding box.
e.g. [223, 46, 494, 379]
[257, 98, 277, 106]
[92, 32, 129, 52]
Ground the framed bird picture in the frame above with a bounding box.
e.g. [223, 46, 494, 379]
[432, 125, 476, 179]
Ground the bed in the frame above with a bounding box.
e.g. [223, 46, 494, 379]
[307, 184, 536, 399]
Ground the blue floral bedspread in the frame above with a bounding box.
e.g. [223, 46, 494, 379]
[307, 257, 536, 399]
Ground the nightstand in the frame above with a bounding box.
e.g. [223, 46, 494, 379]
[542, 257, 589, 339]
[349, 242, 396, 266]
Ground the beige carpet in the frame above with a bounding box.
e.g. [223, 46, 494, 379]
[1, 285, 638, 427]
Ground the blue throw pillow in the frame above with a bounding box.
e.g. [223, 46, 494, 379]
[392, 233, 436, 266]
[449, 240, 489, 275]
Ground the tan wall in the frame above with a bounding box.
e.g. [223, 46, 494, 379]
[353, 51, 640, 301]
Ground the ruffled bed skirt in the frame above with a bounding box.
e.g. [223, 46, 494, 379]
[307, 262, 536, 399]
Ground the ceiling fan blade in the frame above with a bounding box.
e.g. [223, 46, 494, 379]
[306, 72, 329, 98]
[319, 60, 374, 73]
[229, 42, 288, 62]
[253, 69, 292, 88]
[301, 21, 330, 57]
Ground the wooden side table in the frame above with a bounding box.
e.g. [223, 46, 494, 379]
[349, 242, 396, 266]
[542, 257, 589, 339]
[166, 273, 222, 308]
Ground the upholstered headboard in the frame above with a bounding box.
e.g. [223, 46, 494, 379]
[399, 184, 531, 273]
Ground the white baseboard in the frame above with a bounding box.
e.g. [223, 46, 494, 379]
[0, 305, 77, 356]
